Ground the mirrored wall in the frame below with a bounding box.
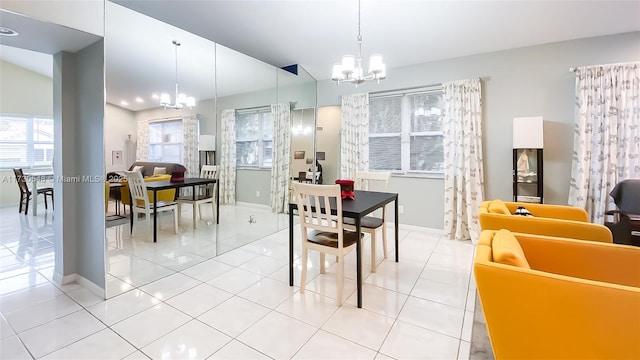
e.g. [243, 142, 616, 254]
[103, 2, 318, 297]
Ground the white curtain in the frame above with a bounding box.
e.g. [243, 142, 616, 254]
[270, 103, 291, 213]
[219, 109, 236, 205]
[135, 119, 149, 161]
[340, 93, 369, 179]
[568, 62, 640, 223]
[443, 78, 485, 243]
[182, 114, 199, 177]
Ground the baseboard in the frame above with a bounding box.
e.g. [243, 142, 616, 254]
[236, 201, 271, 210]
[53, 272, 105, 299]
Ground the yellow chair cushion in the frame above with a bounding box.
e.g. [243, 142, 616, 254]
[492, 229, 531, 269]
[488, 199, 511, 215]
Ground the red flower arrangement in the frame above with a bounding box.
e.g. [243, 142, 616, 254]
[335, 179, 355, 200]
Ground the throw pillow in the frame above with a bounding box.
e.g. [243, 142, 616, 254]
[488, 199, 511, 215]
[492, 229, 531, 269]
[153, 167, 167, 175]
[132, 165, 144, 173]
[515, 206, 533, 217]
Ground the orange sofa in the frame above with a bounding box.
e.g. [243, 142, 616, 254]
[474, 229, 640, 358]
[479, 199, 612, 243]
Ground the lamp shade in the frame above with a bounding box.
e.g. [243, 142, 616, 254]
[199, 135, 216, 151]
[513, 117, 544, 149]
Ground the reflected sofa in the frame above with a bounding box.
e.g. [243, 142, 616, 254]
[127, 161, 186, 178]
[474, 229, 640, 359]
[479, 199, 612, 243]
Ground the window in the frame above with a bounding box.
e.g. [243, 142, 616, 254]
[235, 108, 273, 168]
[0, 115, 54, 169]
[369, 87, 444, 174]
[148, 120, 183, 163]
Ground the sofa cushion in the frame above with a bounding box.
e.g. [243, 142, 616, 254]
[488, 199, 511, 215]
[492, 229, 531, 269]
[132, 165, 144, 173]
[153, 167, 167, 175]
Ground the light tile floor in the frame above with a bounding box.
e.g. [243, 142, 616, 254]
[0, 205, 477, 359]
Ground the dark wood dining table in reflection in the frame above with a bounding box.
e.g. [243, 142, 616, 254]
[288, 190, 399, 308]
[133, 178, 219, 243]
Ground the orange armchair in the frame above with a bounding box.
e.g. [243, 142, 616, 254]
[479, 199, 612, 243]
[474, 229, 640, 359]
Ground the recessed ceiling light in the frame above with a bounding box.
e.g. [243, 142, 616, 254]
[151, 93, 159, 99]
[120, 100, 129, 106]
[135, 97, 144, 103]
[0, 27, 19, 36]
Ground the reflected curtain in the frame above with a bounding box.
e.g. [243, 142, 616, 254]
[182, 114, 199, 177]
[340, 93, 369, 179]
[136, 119, 149, 161]
[220, 109, 236, 205]
[568, 62, 640, 223]
[443, 78, 484, 243]
[270, 103, 291, 213]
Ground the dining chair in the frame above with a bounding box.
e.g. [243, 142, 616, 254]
[343, 171, 391, 272]
[13, 168, 54, 214]
[292, 182, 363, 306]
[124, 170, 178, 237]
[177, 165, 218, 228]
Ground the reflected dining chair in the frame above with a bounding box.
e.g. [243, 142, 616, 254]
[13, 168, 54, 214]
[343, 171, 391, 272]
[177, 165, 218, 228]
[124, 170, 178, 238]
[292, 182, 363, 306]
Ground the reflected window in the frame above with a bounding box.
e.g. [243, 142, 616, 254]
[236, 107, 272, 168]
[369, 87, 444, 174]
[148, 120, 183, 163]
[0, 115, 54, 169]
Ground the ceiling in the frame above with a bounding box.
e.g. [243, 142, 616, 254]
[1, 1, 639, 112]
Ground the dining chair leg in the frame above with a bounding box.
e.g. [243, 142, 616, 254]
[371, 231, 377, 273]
[193, 203, 198, 228]
[320, 252, 326, 274]
[18, 194, 24, 213]
[50, 193, 54, 209]
[146, 213, 153, 238]
[198, 203, 204, 220]
[336, 254, 344, 306]
[382, 222, 388, 259]
[211, 202, 215, 222]
[44, 194, 48, 209]
[300, 247, 308, 293]
[173, 209, 179, 234]
[24, 195, 29, 215]
[177, 203, 182, 226]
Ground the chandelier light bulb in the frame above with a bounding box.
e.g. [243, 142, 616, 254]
[369, 54, 384, 74]
[341, 55, 355, 75]
[160, 93, 171, 105]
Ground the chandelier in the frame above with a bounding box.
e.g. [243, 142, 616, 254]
[292, 108, 312, 135]
[160, 40, 195, 109]
[331, 0, 386, 86]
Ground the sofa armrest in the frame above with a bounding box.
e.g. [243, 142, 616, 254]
[479, 213, 612, 242]
[474, 262, 640, 359]
[514, 233, 640, 287]
[505, 202, 589, 221]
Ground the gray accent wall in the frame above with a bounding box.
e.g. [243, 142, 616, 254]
[53, 39, 106, 289]
[316, 32, 640, 229]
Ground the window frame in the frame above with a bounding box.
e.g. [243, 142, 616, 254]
[235, 107, 273, 169]
[148, 119, 184, 164]
[0, 114, 54, 170]
[369, 86, 445, 178]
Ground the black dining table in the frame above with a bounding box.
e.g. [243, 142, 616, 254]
[133, 178, 219, 243]
[288, 190, 399, 308]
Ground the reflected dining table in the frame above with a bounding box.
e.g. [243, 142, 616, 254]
[288, 190, 399, 308]
[134, 178, 219, 243]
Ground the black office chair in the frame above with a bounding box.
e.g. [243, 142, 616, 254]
[605, 179, 640, 246]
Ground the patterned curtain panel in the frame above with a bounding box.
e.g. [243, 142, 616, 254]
[443, 78, 485, 243]
[270, 103, 291, 213]
[340, 93, 369, 179]
[568, 62, 640, 223]
[136, 119, 149, 161]
[219, 109, 237, 205]
[182, 114, 199, 177]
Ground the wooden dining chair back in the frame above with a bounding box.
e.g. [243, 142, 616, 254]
[293, 182, 361, 306]
[176, 165, 218, 228]
[344, 170, 392, 272]
[13, 168, 54, 214]
[124, 170, 178, 237]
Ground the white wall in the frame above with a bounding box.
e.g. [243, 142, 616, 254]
[105, 103, 136, 172]
[317, 31, 640, 229]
